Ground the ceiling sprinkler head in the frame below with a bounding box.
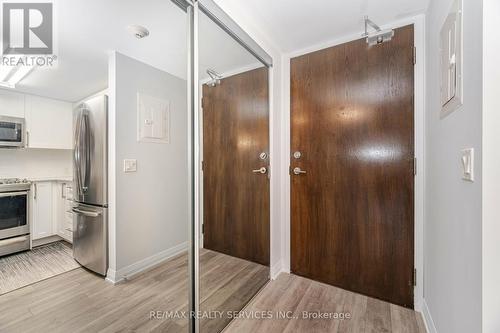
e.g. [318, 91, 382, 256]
[127, 25, 150, 39]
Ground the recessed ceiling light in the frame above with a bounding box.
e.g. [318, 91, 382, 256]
[126, 25, 150, 39]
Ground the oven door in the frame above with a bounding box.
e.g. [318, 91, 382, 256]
[0, 116, 25, 148]
[0, 191, 29, 239]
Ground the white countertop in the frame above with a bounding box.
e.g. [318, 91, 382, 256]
[29, 177, 73, 182]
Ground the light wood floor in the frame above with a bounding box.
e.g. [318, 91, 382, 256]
[0, 248, 269, 333]
[0, 248, 425, 333]
[225, 273, 426, 333]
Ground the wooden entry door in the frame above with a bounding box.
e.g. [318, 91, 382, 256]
[290, 25, 415, 307]
[202, 67, 270, 266]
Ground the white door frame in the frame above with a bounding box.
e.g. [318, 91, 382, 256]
[279, 14, 426, 311]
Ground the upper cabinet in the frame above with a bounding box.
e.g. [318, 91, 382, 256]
[0, 89, 25, 118]
[25, 95, 73, 149]
[0, 88, 73, 150]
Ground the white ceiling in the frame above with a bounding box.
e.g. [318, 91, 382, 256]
[9, 0, 430, 102]
[215, 0, 431, 53]
[12, 0, 260, 102]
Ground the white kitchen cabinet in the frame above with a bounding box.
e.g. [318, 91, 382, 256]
[25, 95, 73, 149]
[56, 182, 73, 243]
[31, 180, 73, 243]
[32, 182, 55, 240]
[0, 89, 25, 118]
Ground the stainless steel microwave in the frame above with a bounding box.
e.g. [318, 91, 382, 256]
[0, 116, 25, 148]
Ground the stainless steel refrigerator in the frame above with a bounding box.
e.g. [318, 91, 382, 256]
[72, 95, 108, 276]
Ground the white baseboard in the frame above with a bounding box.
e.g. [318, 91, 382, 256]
[270, 259, 282, 280]
[105, 269, 119, 284]
[414, 295, 423, 313]
[105, 242, 188, 284]
[421, 299, 437, 333]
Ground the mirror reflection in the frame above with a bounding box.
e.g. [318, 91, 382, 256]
[0, 0, 270, 331]
[0, 1, 191, 331]
[198, 9, 271, 333]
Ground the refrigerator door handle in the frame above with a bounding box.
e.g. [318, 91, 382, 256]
[81, 112, 92, 193]
[74, 111, 84, 197]
[72, 207, 101, 217]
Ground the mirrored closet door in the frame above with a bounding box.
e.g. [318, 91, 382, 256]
[177, 0, 273, 331]
[197, 12, 270, 333]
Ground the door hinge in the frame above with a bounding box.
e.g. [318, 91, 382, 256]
[201, 161, 204, 171]
[413, 46, 417, 65]
[201, 97, 204, 109]
[202, 224, 204, 234]
[413, 157, 417, 176]
[413, 268, 417, 286]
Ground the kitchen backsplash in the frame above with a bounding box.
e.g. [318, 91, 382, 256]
[0, 148, 72, 179]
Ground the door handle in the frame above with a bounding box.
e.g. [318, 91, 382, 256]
[293, 167, 306, 175]
[72, 208, 101, 217]
[252, 167, 267, 174]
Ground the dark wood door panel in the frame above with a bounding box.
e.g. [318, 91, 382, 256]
[291, 25, 415, 307]
[203, 67, 270, 266]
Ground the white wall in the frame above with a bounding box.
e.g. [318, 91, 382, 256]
[110, 52, 188, 277]
[424, 0, 483, 332]
[482, 0, 500, 331]
[0, 149, 72, 179]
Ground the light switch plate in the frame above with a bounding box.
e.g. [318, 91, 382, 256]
[461, 148, 474, 182]
[123, 159, 137, 173]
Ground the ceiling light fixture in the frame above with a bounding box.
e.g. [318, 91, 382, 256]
[126, 25, 150, 39]
[0, 65, 36, 88]
[0, 66, 14, 82]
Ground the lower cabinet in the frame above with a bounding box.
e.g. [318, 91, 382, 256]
[31, 182, 54, 240]
[31, 181, 73, 243]
[57, 183, 74, 243]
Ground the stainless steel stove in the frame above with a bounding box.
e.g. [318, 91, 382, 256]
[0, 178, 31, 256]
[0, 178, 31, 192]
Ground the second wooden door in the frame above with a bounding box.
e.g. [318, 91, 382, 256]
[202, 67, 270, 266]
